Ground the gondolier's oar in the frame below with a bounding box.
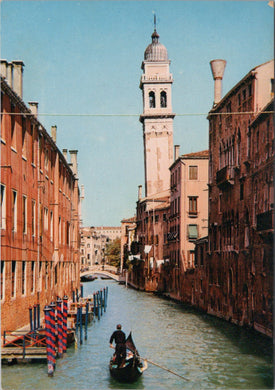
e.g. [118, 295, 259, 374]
[140, 357, 190, 381]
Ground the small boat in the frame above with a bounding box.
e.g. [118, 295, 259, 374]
[80, 275, 97, 282]
[109, 332, 147, 383]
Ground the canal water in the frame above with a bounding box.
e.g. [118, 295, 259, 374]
[2, 279, 273, 390]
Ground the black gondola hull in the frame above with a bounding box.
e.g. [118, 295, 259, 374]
[109, 357, 142, 382]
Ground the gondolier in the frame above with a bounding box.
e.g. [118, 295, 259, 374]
[109, 324, 126, 368]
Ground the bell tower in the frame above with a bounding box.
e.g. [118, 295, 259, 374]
[140, 20, 175, 197]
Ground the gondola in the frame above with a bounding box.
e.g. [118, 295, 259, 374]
[109, 332, 147, 382]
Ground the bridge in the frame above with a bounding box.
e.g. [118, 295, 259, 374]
[80, 265, 124, 282]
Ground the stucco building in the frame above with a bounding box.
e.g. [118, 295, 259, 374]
[1, 60, 81, 331]
[80, 226, 121, 268]
[167, 149, 209, 300]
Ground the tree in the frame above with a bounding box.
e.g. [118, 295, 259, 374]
[105, 238, 121, 267]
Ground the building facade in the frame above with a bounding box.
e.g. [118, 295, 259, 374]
[207, 59, 274, 336]
[167, 149, 209, 300]
[1, 60, 81, 331]
[80, 226, 121, 269]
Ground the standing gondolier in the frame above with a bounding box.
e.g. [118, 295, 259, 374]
[109, 324, 126, 368]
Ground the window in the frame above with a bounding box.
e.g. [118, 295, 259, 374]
[22, 261, 26, 295]
[59, 216, 61, 244]
[240, 182, 244, 201]
[189, 196, 198, 215]
[66, 222, 70, 245]
[188, 224, 198, 240]
[11, 261, 16, 297]
[44, 149, 49, 171]
[189, 166, 198, 180]
[31, 261, 35, 293]
[50, 211, 53, 241]
[22, 117, 27, 156]
[31, 125, 35, 164]
[11, 104, 16, 149]
[188, 251, 195, 268]
[31, 200, 36, 236]
[160, 91, 167, 108]
[149, 91, 155, 108]
[12, 190, 17, 232]
[23, 195, 27, 234]
[1, 261, 5, 300]
[44, 208, 48, 231]
[1, 184, 6, 229]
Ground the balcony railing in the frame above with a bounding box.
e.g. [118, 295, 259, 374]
[216, 166, 234, 189]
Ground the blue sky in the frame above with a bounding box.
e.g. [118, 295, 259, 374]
[1, 1, 273, 226]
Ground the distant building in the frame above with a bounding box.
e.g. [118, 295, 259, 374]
[207, 59, 274, 336]
[80, 226, 121, 268]
[1, 60, 81, 331]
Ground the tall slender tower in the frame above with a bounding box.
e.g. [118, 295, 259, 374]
[140, 21, 175, 198]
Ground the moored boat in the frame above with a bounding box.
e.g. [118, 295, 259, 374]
[109, 332, 147, 382]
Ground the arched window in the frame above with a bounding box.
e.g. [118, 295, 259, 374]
[160, 91, 167, 108]
[149, 91, 155, 108]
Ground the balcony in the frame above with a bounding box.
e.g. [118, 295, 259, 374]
[257, 210, 273, 232]
[216, 166, 234, 189]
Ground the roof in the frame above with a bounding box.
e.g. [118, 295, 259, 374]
[181, 150, 209, 159]
[144, 29, 168, 62]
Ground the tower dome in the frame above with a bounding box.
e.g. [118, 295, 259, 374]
[144, 30, 168, 62]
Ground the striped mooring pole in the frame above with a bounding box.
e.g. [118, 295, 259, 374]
[44, 306, 55, 376]
[62, 296, 68, 354]
[56, 297, 63, 358]
[49, 302, 57, 372]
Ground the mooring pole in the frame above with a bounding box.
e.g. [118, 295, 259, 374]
[72, 290, 75, 303]
[100, 290, 103, 316]
[44, 306, 55, 377]
[56, 297, 63, 358]
[79, 305, 83, 345]
[34, 304, 37, 331]
[62, 296, 68, 354]
[97, 292, 100, 320]
[85, 302, 89, 340]
[49, 302, 56, 372]
[80, 284, 83, 298]
[93, 293, 96, 318]
[37, 303, 40, 329]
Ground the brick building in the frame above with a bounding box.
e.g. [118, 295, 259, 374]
[207, 59, 274, 336]
[1, 60, 81, 331]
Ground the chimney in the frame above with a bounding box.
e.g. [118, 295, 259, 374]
[62, 149, 68, 161]
[138, 185, 142, 200]
[7, 62, 13, 89]
[0, 60, 8, 79]
[210, 59, 226, 105]
[29, 102, 38, 118]
[12, 61, 24, 98]
[69, 150, 78, 177]
[51, 125, 57, 143]
[174, 145, 180, 161]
